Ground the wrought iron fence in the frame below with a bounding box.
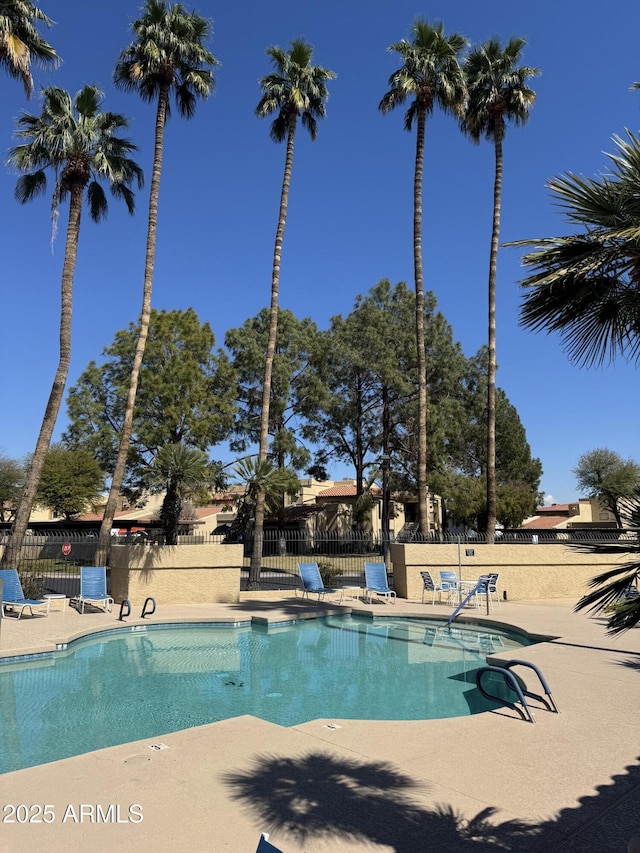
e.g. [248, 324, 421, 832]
[2, 526, 637, 596]
[0, 532, 99, 598]
[239, 530, 385, 591]
[396, 529, 640, 544]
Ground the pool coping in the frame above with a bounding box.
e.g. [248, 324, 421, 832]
[1, 598, 639, 852]
[0, 605, 555, 666]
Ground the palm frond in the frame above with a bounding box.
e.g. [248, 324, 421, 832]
[7, 83, 142, 229]
[513, 130, 640, 366]
[14, 168, 46, 202]
[380, 18, 466, 127]
[87, 181, 108, 222]
[575, 561, 640, 634]
[0, 0, 59, 96]
[461, 36, 539, 143]
[114, 0, 217, 116]
[257, 37, 335, 144]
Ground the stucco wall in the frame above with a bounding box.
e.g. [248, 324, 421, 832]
[109, 543, 243, 605]
[390, 541, 634, 601]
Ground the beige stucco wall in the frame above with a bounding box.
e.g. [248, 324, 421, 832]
[109, 543, 243, 605]
[390, 541, 635, 601]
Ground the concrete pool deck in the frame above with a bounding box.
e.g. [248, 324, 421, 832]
[0, 596, 638, 852]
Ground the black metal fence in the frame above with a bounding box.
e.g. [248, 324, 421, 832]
[2, 527, 638, 596]
[0, 531, 99, 598]
[239, 530, 385, 591]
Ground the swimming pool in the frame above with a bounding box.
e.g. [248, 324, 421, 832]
[0, 614, 532, 774]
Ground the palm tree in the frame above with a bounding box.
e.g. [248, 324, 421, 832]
[461, 37, 539, 541]
[228, 456, 298, 544]
[0, 1, 58, 97]
[379, 19, 466, 535]
[576, 557, 640, 634]
[513, 131, 640, 632]
[1, 85, 142, 568]
[515, 130, 640, 365]
[96, 0, 218, 565]
[249, 38, 335, 588]
[150, 443, 213, 545]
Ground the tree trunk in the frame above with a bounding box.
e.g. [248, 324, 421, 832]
[160, 478, 181, 545]
[381, 385, 390, 563]
[248, 114, 297, 589]
[1, 186, 82, 568]
[95, 85, 168, 566]
[413, 107, 430, 535]
[486, 132, 503, 543]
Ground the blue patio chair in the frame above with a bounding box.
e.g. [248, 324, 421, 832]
[0, 568, 50, 619]
[74, 567, 114, 614]
[420, 570, 445, 604]
[438, 571, 459, 604]
[255, 833, 284, 853]
[472, 573, 501, 610]
[297, 562, 339, 602]
[364, 562, 396, 604]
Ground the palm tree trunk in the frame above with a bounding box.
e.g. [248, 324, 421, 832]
[1, 187, 82, 568]
[413, 107, 430, 535]
[95, 84, 169, 566]
[160, 478, 181, 545]
[486, 132, 503, 542]
[248, 114, 297, 589]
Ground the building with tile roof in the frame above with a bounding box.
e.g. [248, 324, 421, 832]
[520, 498, 618, 530]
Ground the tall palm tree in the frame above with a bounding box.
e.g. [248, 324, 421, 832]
[96, 0, 218, 565]
[0, 1, 58, 97]
[249, 38, 335, 588]
[461, 37, 539, 540]
[379, 19, 466, 535]
[1, 85, 142, 568]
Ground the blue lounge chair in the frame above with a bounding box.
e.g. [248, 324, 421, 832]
[74, 567, 114, 614]
[364, 562, 396, 604]
[297, 562, 339, 602]
[255, 833, 284, 853]
[0, 568, 50, 619]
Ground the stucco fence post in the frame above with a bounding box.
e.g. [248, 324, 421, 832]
[109, 544, 244, 605]
[390, 541, 635, 601]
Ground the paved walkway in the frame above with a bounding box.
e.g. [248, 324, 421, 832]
[0, 596, 638, 852]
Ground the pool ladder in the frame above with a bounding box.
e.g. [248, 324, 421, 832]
[118, 597, 156, 621]
[475, 659, 559, 723]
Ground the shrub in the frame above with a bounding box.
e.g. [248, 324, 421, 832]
[318, 560, 342, 587]
[18, 569, 44, 599]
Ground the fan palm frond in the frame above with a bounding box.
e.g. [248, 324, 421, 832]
[512, 131, 640, 367]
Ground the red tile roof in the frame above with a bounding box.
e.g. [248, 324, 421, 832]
[520, 515, 568, 529]
[317, 484, 381, 498]
[75, 510, 137, 522]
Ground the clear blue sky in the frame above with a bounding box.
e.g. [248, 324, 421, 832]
[1, 0, 639, 507]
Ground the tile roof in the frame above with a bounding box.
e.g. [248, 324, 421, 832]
[317, 484, 381, 498]
[534, 499, 589, 514]
[74, 510, 138, 522]
[520, 515, 568, 529]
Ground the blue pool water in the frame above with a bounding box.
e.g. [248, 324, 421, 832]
[0, 615, 531, 774]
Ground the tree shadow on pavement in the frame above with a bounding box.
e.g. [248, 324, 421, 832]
[222, 750, 640, 852]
